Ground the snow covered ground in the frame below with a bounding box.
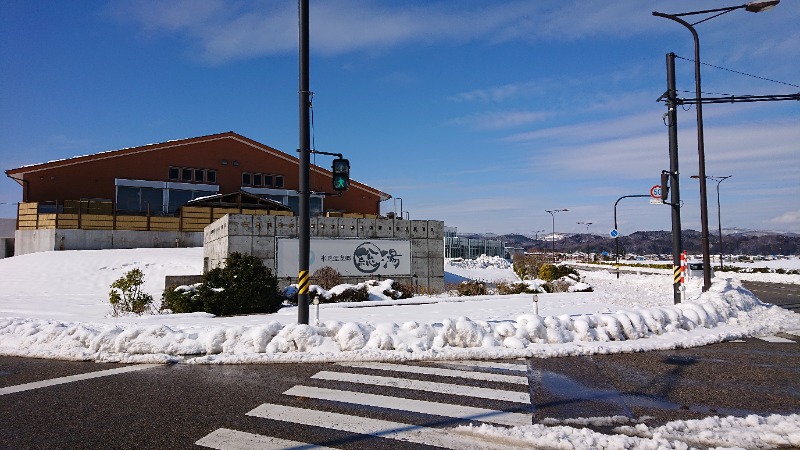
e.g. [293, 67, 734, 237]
[1, 248, 799, 448]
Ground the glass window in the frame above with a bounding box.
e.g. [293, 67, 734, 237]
[168, 189, 193, 213]
[287, 195, 299, 215]
[274, 175, 284, 188]
[141, 187, 163, 214]
[194, 169, 205, 183]
[310, 196, 323, 216]
[168, 167, 180, 180]
[181, 168, 193, 182]
[264, 175, 273, 187]
[253, 173, 262, 186]
[206, 170, 217, 184]
[116, 186, 140, 212]
[242, 173, 251, 186]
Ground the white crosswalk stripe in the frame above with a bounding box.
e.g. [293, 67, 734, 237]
[196, 361, 532, 449]
[283, 385, 532, 426]
[311, 370, 530, 403]
[758, 335, 796, 343]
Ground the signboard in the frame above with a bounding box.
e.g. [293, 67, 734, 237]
[609, 229, 619, 238]
[650, 185, 662, 199]
[277, 238, 412, 277]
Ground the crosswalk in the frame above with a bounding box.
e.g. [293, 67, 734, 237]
[195, 360, 532, 449]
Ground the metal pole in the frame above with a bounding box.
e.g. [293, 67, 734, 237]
[613, 195, 650, 279]
[666, 52, 683, 304]
[713, 175, 731, 270]
[297, 0, 311, 324]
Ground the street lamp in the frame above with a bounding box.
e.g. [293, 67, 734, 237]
[692, 175, 732, 270]
[577, 221, 593, 262]
[545, 209, 568, 263]
[653, 1, 779, 292]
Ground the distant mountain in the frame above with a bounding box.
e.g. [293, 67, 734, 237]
[456, 229, 799, 256]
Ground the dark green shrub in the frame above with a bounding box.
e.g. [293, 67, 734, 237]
[386, 281, 415, 299]
[312, 266, 342, 289]
[197, 253, 281, 315]
[455, 280, 488, 296]
[160, 253, 281, 316]
[109, 268, 155, 316]
[160, 283, 201, 313]
[320, 285, 369, 303]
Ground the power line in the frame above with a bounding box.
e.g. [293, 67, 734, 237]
[675, 55, 799, 88]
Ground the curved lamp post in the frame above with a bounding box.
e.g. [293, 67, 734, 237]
[545, 209, 568, 263]
[652, 0, 779, 292]
[577, 221, 593, 262]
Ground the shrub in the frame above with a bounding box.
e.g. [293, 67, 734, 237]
[496, 281, 535, 295]
[197, 253, 281, 315]
[549, 279, 572, 293]
[312, 266, 342, 290]
[160, 283, 201, 313]
[455, 280, 488, 296]
[109, 268, 154, 316]
[161, 253, 281, 316]
[321, 284, 370, 303]
[388, 281, 415, 299]
[513, 254, 549, 280]
[538, 264, 579, 282]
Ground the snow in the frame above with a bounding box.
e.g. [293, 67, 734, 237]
[2, 248, 799, 447]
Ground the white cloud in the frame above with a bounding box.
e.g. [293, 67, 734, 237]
[447, 111, 551, 130]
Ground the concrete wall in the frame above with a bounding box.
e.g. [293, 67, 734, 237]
[204, 214, 445, 293]
[14, 228, 203, 255]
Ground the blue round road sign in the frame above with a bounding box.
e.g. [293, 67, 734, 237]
[610, 229, 619, 238]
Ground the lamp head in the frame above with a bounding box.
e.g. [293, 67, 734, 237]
[745, 0, 779, 12]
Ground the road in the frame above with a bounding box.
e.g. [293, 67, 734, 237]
[2, 332, 799, 449]
[743, 280, 800, 312]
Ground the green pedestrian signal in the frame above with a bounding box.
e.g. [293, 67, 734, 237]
[332, 158, 350, 191]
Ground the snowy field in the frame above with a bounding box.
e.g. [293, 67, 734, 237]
[1, 248, 800, 448]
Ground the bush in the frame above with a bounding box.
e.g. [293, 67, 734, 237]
[160, 283, 201, 313]
[455, 280, 488, 296]
[388, 281, 415, 299]
[538, 264, 579, 282]
[513, 254, 549, 280]
[312, 266, 342, 289]
[109, 268, 155, 316]
[161, 253, 281, 316]
[318, 284, 370, 303]
[496, 281, 535, 295]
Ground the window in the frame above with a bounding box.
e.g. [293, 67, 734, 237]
[168, 167, 180, 181]
[194, 169, 205, 183]
[242, 172, 252, 186]
[263, 175, 273, 187]
[253, 173, 262, 187]
[181, 168, 193, 182]
[274, 175, 284, 188]
[206, 170, 217, 184]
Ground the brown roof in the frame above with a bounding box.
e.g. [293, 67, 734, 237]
[4, 131, 391, 200]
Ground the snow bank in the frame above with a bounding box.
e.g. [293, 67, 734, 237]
[2, 277, 797, 364]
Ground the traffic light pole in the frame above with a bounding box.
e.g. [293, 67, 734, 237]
[297, 0, 310, 325]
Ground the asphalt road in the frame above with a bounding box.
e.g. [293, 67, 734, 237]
[1, 333, 799, 449]
[743, 281, 800, 312]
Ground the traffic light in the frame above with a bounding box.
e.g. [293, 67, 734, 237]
[661, 171, 670, 201]
[332, 158, 350, 191]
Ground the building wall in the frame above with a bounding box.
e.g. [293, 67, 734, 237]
[204, 214, 445, 293]
[12, 133, 384, 216]
[14, 228, 203, 254]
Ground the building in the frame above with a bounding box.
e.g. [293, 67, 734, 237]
[5, 132, 391, 254]
[443, 226, 507, 259]
[6, 131, 389, 217]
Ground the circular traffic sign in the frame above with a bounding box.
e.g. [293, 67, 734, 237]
[610, 229, 619, 238]
[650, 185, 662, 199]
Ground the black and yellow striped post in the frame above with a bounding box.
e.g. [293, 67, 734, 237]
[298, 270, 310, 296]
[673, 265, 682, 284]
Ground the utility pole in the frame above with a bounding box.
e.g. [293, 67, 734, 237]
[665, 52, 683, 304]
[297, 0, 310, 324]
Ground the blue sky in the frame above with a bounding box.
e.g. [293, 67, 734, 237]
[1, 1, 798, 237]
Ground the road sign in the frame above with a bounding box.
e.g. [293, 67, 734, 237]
[650, 185, 662, 199]
[610, 229, 619, 238]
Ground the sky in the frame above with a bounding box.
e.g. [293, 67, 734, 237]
[1, 1, 798, 236]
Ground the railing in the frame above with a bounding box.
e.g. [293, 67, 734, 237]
[16, 200, 293, 233]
